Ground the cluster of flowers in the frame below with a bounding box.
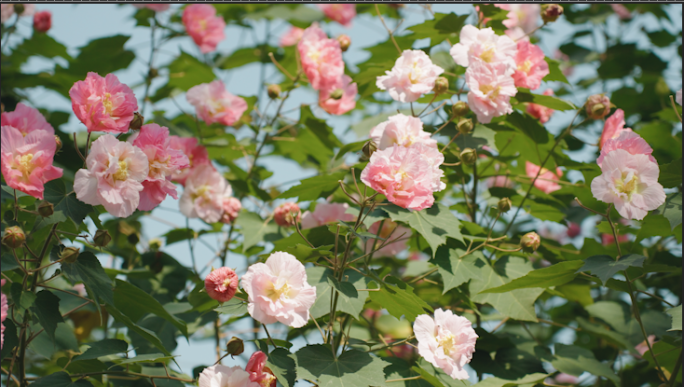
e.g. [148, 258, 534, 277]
[1, 3, 51, 33]
[200, 350, 276, 387]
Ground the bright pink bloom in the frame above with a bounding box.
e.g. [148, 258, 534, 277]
[513, 40, 548, 90]
[179, 164, 231, 224]
[526, 89, 555, 123]
[301, 202, 354, 229]
[134, 4, 170, 12]
[182, 4, 225, 54]
[599, 109, 632, 149]
[566, 222, 581, 238]
[318, 75, 357, 115]
[199, 365, 259, 387]
[241, 251, 317, 328]
[370, 113, 437, 151]
[450, 25, 517, 69]
[377, 50, 444, 103]
[525, 161, 563, 194]
[1, 103, 55, 136]
[69, 72, 138, 134]
[634, 335, 656, 358]
[32, 10, 51, 33]
[167, 136, 210, 186]
[361, 144, 445, 211]
[591, 149, 665, 220]
[598, 131, 655, 167]
[279, 26, 304, 47]
[601, 233, 629, 246]
[1, 279, 7, 350]
[298, 25, 344, 90]
[246, 351, 277, 387]
[466, 60, 517, 124]
[221, 197, 241, 224]
[205, 267, 238, 303]
[130, 124, 189, 211]
[496, 4, 541, 34]
[365, 220, 411, 257]
[610, 4, 631, 20]
[274, 202, 301, 227]
[1, 4, 35, 23]
[74, 134, 148, 218]
[414, 308, 478, 380]
[187, 80, 247, 127]
[1, 126, 62, 199]
[317, 4, 356, 27]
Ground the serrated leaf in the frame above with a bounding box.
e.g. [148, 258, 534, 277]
[43, 179, 93, 224]
[31, 290, 64, 345]
[268, 348, 297, 387]
[236, 211, 279, 251]
[166, 51, 216, 92]
[547, 344, 618, 384]
[73, 339, 129, 361]
[307, 267, 369, 320]
[278, 172, 346, 201]
[667, 305, 681, 331]
[507, 111, 548, 144]
[383, 204, 463, 257]
[369, 276, 432, 322]
[433, 248, 487, 294]
[68, 35, 134, 76]
[334, 140, 366, 161]
[654, 192, 682, 230]
[296, 344, 390, 387]
[61, 251, 114, 313]
[658, 158, 682, 188]
[481, 261, 584, 293]
[543, 57, 569, 84]
[577, 254, 646, 285]
[105, 305, 171, 356]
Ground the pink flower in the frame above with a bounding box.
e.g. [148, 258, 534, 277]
[525, 161, 563, 194]
[179, 164, 230, 224]
[610, 4, 632, 20]
[450, 25, 517, 69]
[370, 113, 437, 151]
[168, 136, 210, 186]
[130, 124, 189, 211]
[241, 251, 317, 328]
[1, 4, 35, 23]
[1, 279, 7, 350]
[599, 109, 632, 149]
[298, 25, 344, 90]
[134, 4, 170, 12]
[634, 335, 656, 358]
[246, 351, 277, 387]
[466, 61, 517, 124]
[598, 131, 656, 167]
[32, 10, 51, 33]
[1, 103, 55, 136]
[526, 89, 555, 123]
[591, 149, 665, 220]
[205, 267, 239, 303]
[69, 72, 138, 134]
[301, 202, 354, 229]
[377, 50, 444, 103]
[365, 220, 411, 257]
[497, 4, 541, 34]
[1, 126, 62, 199]
[74, 134, 148, 217]
[414, 308, 478, 380]
[182, 4, 225, 54]
[566, 222, 581, 238]
[274, 202, 301, 227]
[187, 80, 248, 127]
[601, 233, 629, 246]
[549, 373, 579, 384]
[279, 26, 304, 47]
[361, 144, 445, 211]
[221, 197, 241, 224]
[318, 75, 357, 115]
[317, 4, 356, 27]
[513, 40, 549, 90]
[199, 365, 259, 387]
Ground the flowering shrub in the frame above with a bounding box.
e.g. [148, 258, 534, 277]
[0, 3, 682, 387]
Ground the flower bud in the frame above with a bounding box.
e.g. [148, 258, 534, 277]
[129, 112, 144, 130]
[336, 34, 351, 52]
[497, 198, 512, 214]
[362, 140, 377, 159]
[37, 201, 54, 217]
[460, 148, 477, 165]
[274, 202, 301, 227]
[93, 229, 112, 247]
[541, 4, 564, 23]
[13, 4, 25, 15]
[456, 118, 474, 135]
[585, 94, 610, 120]
[520, 232, 541, 253]
[148, 67, 159, 79]
[452, 101, 470, 117]
[267, 84, 281, 99]
[149, 238, 163, 251]
[329, 88, 344, 100]
[226, 337, 244, 357]
[2, 226, 26, 249]
[54, 135, 62, 152]
[59, 247, 80, 264]
[433, 77, 449, 94]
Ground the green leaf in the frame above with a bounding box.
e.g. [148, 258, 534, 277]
[113, 352, 175, 366]
[31, 290, 64, 345]
[295, 344, 390, 387]
[30, 372, 94, 387]
[43, 179, 93, 224]
[14, 32, 70, 61]
[334, 140, 366, 161]
[217, 45, 279, 70]
[281, 244, 334, 263]
[577, 254, 646, 285]
[506, 111, 548, 144]
[10, 282, 37, 312]
[543, 57, 570, 84]
[1, 254, 20, 272]
[547, 344, 619, 384]
[369, 276, 432, 321]
[658, 158, 682, 188]
[166, 51, 216, 92]
[68, 35, 135, 77]
[433, 248, 487, 294]
[408, 12, 468, 45]
[73, 339, 129, 361]
[667, 305, 681, 331]
[268, 348, 297, 387]
[215, 298, 248, 316]
[105, 305, 171, 356]
[300, 105, 342, 150]
[470, 373, 548, 387]
[480, 261, 584, 293]
[383, 203, 463, 256]
[307, 267, 369, 320]
[61, 251, 114, 309]
[236, 211, 279, 251]
[278, 172, 346, 201]
[513, 89, 576, 111]
[654, 192, 682, 230]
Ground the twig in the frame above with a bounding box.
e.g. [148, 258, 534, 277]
[375, 4, 401, 54]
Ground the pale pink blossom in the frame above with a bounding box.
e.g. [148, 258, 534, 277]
[526, 161, 563, 194]
[488, 174, 513, 189]
[599, 109, 632, 149]
[186, 80, 248, 127]
[466, 61, 517, 124]
[676, 89, 682, 106]
[1, 279, 7, 350]
[598, 131, 655, 167]
[591, 149, 666, 220]
[205, 267, 238, 303]
[73, 135, 147, 217]
[241, 251, 317, 328]
[634, 335, 656, 358]
[361, 144, 445, 211]
[199, 365, 259, 387]
[1, 4, 35, 23]
[504, 27, 527, 42]
[526, 89, 555, 124]
[610, 4, 632, 20]
[301, 202, 354, 229]
[1, 103, 55, 136]
[69, 72, 138, 134]
[547, 373, 579, 385]
[298, 25, 344, 90]
[179, 164, 230, 224]
[450, 25, 517, 69]
[1, 126, 62, 200]
[377, 50, 445, 103]
[496, 4, 541, 35]
[32, 10, 51, 33]
[221, 197, 241, 224]
[414, 308, 478, 380]
[274, 202, 301, 227]
[318, 75, 357, 115]
[370, 113, 437, 151]
[513, 40, 549, 90]
[246, 351, 277, 387]
[279, 26, 304, 47]
[317, 4, 356, 27]
[365, 220, 411, 257]
[129, 124, 189, 211]
[168, 136, 210, 186]
[134, 4, 170, 12]
[182, 4, 225, 54]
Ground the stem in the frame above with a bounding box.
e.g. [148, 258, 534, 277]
[375, 4, 401, 54]
[670, 95, 682, 123]
[73, 132, 86, 163]
[669, 349, 682, 387]
[471, 162, 478, 223]
[141, 17, 158, 117]
[214, 317, 221, 364]
[263, 323, 278, 348]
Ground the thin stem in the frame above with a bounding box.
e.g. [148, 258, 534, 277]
[262, 324, 278, 348]
[214, 317, 222, 364]
[669, 349, 682, 387]
[269, 52, 295, 81]
[670, 95, 682, 123]
[73, 132, 86, 162]
[375, 4, 401, 54]
[294, 220, 314, 248]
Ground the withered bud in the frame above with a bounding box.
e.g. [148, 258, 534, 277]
[456, 118, 474, 135]
[541, 4, 564, 23]
[336, 34, 351, 52]
[93, 229, 112, 247]
[267, 84, 281, 99]
[460, 148, 477, 165]
[130, 112, 144, 130]
[37, 201, 54, 217]
[2, 226, 26, 249]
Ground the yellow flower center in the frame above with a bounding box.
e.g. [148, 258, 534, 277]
[518, 60, 533, 74]
[112, 160, 129, 181]
[408, 61, 422, 84]
[265, 281, 292, 301]
[16, 154, 35, 179]
[438, 332, 456, 356]
[616, 172, 639, 199]
[223, 277, 234, 288]
[192, 185, 211, 201]
[480, 47, 496, 63]
[102, 92, 114, 115]
[479, 84, 501, 100]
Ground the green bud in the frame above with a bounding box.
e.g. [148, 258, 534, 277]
[130, 112, 144, 130]
[55, 135, 62, 152]
[336, 34, 351, 52]
[59, 247, 80, 264]
[452, 101, 470, 117]
[460, 148, 477, 165]
[267, 84, 281, 99]
[362, 140, 377, 160]
[127, 233, 140, 245]
[226, 337, 244, 357]
[457, 118, 474, 135]
[2, 226, 26, 249]
[13, 4, 25, 15]
[520, 232, 541, 253]
[433, 77, 449, 94]
[149, 238, 163, 251]
[93, 229, 112, 247]
[330, 88, 344, 100]
[497, 198, 512, 214]
[37, 201, 54, 217]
